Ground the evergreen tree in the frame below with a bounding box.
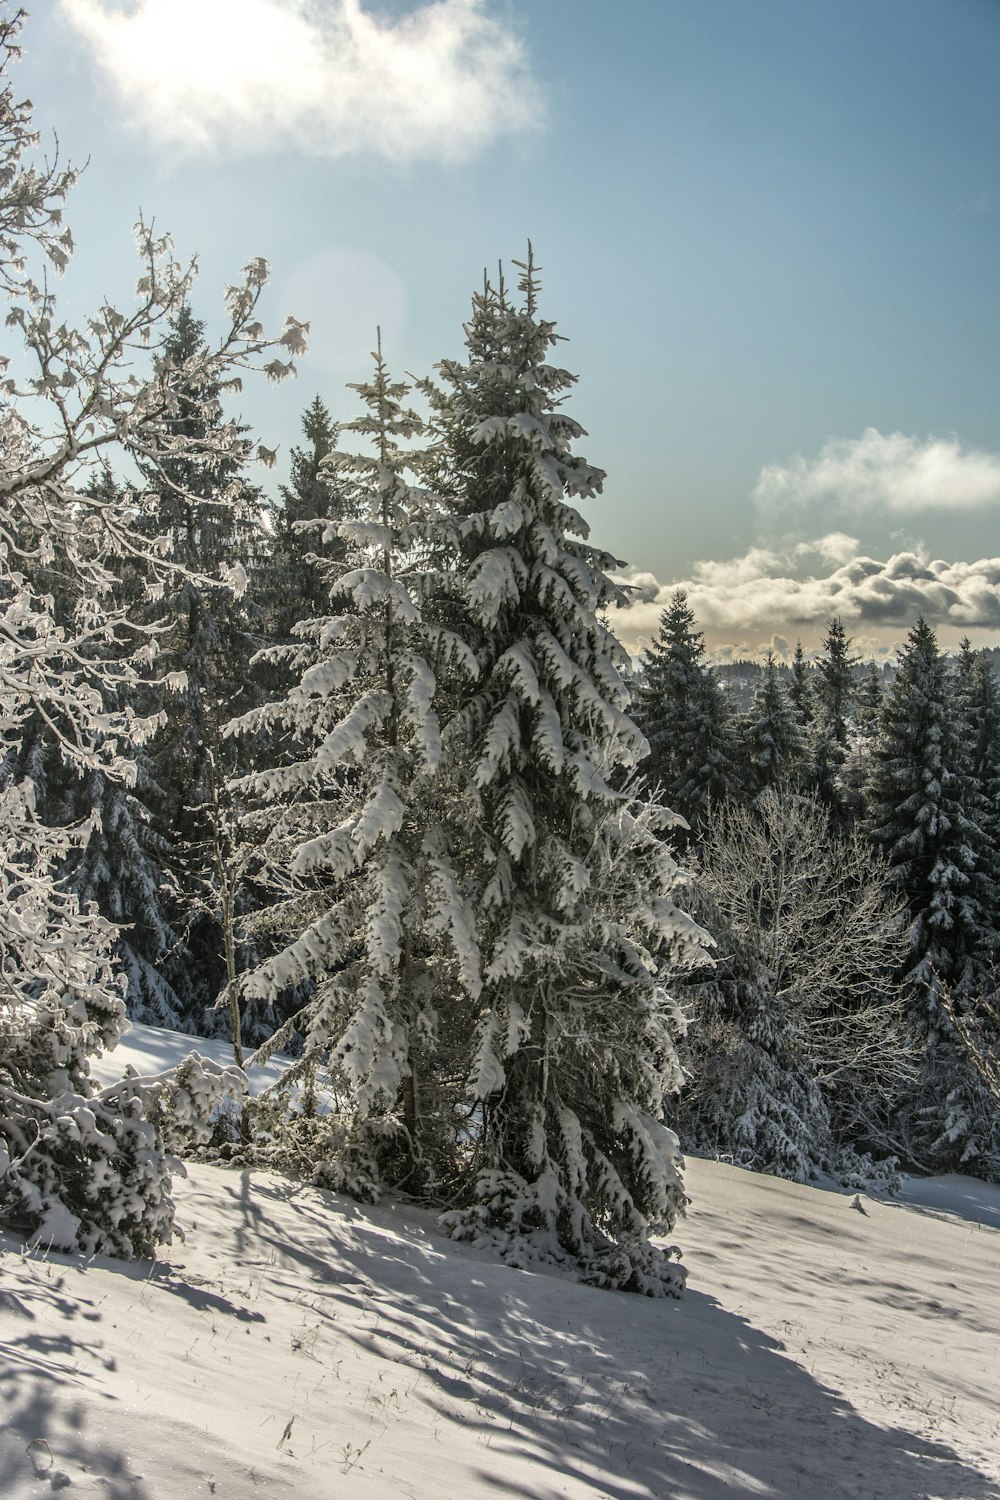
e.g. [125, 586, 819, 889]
[866, 620, 999, 1172]
[423, 252, 707, 1293]
[953, 640, 1000, 964]
[267, 394, 346, 643]
[636, 589, 736, 838]
[842, 659, 884, 819]
[57, 739, 191, 1030]
[741, 649, 804, 797]
[233, 340, 480, 1198]
[788, 639, 815, 732]
[855, 659, 884, 740]
[811, 617, 857, 818]
[867, 620, 985, 996]
[138, 306, 271, 1031]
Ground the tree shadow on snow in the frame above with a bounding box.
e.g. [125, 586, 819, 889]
[219, 1173, 997, 1500]
[0, 1345, 152, 1499]
[0, 1232, 257, 1499]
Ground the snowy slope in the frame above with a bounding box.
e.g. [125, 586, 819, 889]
[2, 1028, 999, 1499]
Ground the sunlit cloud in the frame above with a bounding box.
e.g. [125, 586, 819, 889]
[754, 428, 1000, 518]
[613, 537, 1000, 655]
[60, 0, 543, 163]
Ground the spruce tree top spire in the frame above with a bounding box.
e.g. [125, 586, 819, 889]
[513, 239, 539, 317]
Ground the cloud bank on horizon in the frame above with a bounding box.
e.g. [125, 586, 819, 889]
[615, 542, 1000, 654]
[614, 428, 1000, 656]
[60, 0, 542, 162]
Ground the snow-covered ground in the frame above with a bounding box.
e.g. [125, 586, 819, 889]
[2, 1027, 999, 1499]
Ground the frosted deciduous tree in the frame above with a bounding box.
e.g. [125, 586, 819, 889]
[424, 253, 708, 1293]
[677, 788, 909, 1180]
[0, 4, 301, 1253]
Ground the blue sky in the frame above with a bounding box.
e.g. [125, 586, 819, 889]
[19, 0, 1000, 656]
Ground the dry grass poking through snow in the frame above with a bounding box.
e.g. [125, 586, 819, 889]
[2, 1153, 1000, 1499]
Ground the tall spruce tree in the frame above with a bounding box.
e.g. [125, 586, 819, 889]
[423, 252, 707, 1294]
[953, 640, 1000, 975]
[636, 590, 736, 839]
[866, 619, 999, 1171]
[842, 658, 884, 820]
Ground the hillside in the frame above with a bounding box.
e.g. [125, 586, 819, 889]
[2, 1034, 999, 1499]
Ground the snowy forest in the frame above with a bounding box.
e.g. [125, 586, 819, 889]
[2, 0, 999, 1315]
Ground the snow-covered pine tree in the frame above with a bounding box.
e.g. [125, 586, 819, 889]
[740, 648, 804, 797]
[788, 639, 815, 733]
[266, 394, 346, 645]
[866, 619, 999, 1172]
[942, 641, 1000, 1174]
[0, 3, 302, 1253]
[867, 620, 986, 1000]
[855, 659, 885, 740]
[953, 640, 1000, 973]
[810, 617, 857, 819]
[137, 305, 274, 1032]
[423, 251, 708, 1294]
[55, 734, 191, 1031]
[232, 338, 480, 1198]
[635, 589, 737, 840]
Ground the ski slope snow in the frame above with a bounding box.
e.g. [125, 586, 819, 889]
[2, 1026, 998, 1499]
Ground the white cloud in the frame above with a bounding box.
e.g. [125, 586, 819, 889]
[612, 540, 1000, 655]
[754, 428, 1000, 517]
[793, 531, 860, 566]
[60, 0, 542, 162]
